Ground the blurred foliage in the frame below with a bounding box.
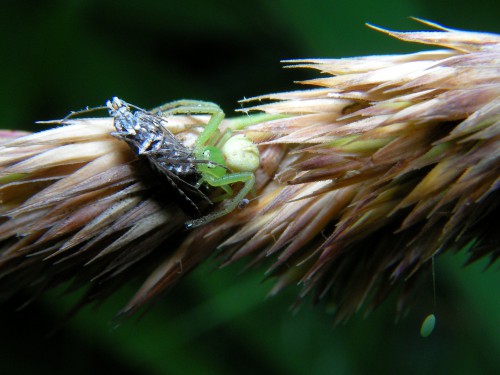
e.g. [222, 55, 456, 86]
[0, 1, 499, 374]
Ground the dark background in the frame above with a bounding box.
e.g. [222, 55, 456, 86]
[1, 1, 499, 374]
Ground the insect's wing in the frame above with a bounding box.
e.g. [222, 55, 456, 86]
[147, 158, 212, 217]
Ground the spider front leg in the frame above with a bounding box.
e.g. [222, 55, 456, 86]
[185, 172, 255, 229]
[150, 100, 221, 116]
[150, 100, 225, 152]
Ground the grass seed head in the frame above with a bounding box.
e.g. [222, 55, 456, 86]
[0, 20, 498, 322]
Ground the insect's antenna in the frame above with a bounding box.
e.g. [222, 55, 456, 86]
[62, 105, 110, 122]
[39, 104, 109, 125]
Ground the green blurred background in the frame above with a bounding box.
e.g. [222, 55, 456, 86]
[0, 1, 499, 374]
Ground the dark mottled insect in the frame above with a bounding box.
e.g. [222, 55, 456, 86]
[106, 97, 210, 216]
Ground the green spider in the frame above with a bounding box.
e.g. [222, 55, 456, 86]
[148, 100, 260, 229]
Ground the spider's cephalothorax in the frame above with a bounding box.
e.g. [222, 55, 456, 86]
[106, 97, 260, 229]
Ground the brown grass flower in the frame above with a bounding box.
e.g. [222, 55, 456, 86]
[1, 19, 498, 322]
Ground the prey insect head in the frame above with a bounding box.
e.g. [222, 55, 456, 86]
[106, 97, 128, 114]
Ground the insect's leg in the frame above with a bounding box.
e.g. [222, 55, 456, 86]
[185, 172, 254, 229]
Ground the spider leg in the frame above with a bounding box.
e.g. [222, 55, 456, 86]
[149, 100, 225, 154]
[185, 173, 255, 229]
[150, 100, 220, 115]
